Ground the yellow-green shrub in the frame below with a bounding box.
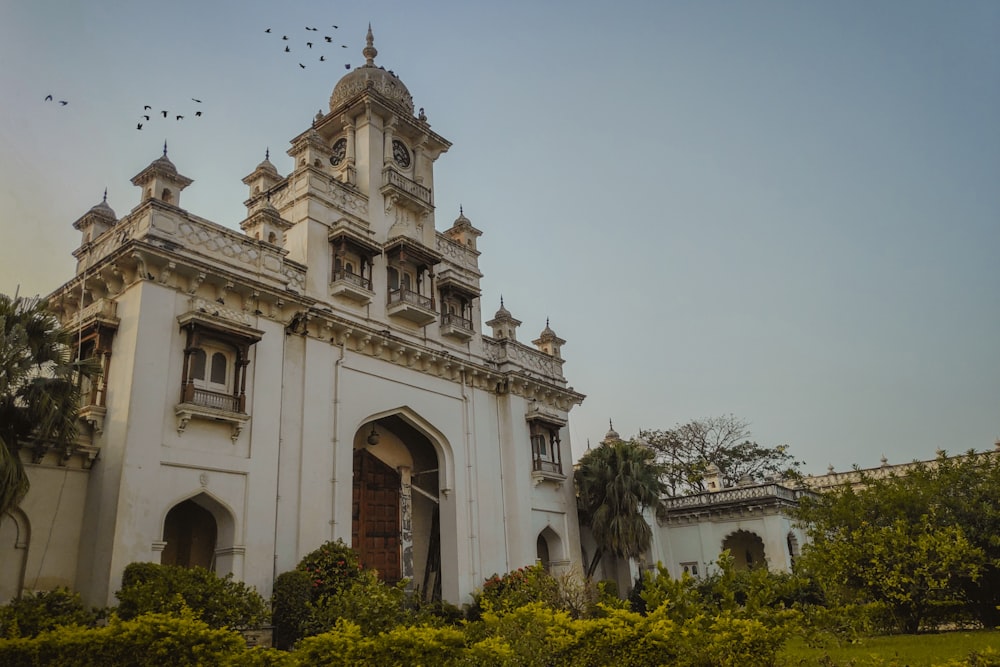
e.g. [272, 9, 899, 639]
[0, 610, 246, 667]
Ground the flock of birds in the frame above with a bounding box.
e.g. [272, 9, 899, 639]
[266, 24, 353, 70]
[43, 24, 359, 133]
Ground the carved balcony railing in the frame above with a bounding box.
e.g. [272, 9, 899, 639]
[387, 287, 436, 325]
[440, 312, 475, 341]
[332, 268, 371, 290]
[533, 457, 562, 475]
[330, 267, 374, 304]
[388, 287, 433, 310]
[183, 387, 241, 413]
[382, 167, 432, 207]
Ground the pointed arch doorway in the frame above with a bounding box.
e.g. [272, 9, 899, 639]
[352, 414, 442, 599]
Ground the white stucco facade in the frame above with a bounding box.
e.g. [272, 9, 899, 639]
[2, 31, 584, 608]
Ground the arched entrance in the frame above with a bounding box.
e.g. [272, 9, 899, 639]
[536, 526, 564, 573]
[162, 499, 217, 570]
[721, 530, 767, 570]
[353, 413, 442, 600]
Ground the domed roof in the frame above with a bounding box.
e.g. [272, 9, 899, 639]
[329, 26, 413, 114]
[89, 190, 116, 220]
[493, 297, 512, 320]
[603, 420, 620, 443]
[256, 149, 278, 175]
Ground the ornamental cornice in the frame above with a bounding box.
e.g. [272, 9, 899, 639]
[287, 307, 583, 412]
[482, 338, 566, 381]
[435, 233, 481, 273]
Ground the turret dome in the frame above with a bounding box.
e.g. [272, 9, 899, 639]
[330, 26, 413, 114]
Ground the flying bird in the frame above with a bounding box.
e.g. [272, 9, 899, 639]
[192, 98, 202, 103]
[307, 42, 312, 48]
[325, 36, 332, 42]
[144, 105, 151, 110]
[265, 28, 271, 33]
[332, 25, 338, 29]
[59, 100, 68, 105]
[344, 63, 350, 69]
[137, 123, 143, 130]
[284, 45, 290, 52]
[299, 63, 305, 69]
[341, 44, 347, 48]
[195, 111, 202, 117]
[176, 115, 184, 120]
[306, 26, 317, 31]
[143, 115, 150, 121]
[319, 55, 325, 62]
[45, 94, 53, 101]
[282, 35, 288, 40]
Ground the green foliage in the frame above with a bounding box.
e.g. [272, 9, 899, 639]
[116, 562, 269, 630]
[469, 564, 560, 619]
[640, 415, 803, 495]
[294, 539, 363, 600]
[0, 588, 100, 639]
[295, 619, 467, 666]
[271, 569, 312, 650]
[303, 568, 408, 637]
[575, 439, 666, 578]
[0, 293, 100, 516]
[0, 609, 247, 667]
[795, 452, 999, 632]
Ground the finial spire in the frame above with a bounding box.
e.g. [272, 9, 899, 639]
[363, 24, 377, 66]
[459, 204, 463, 216]
[609, 419, 614, 430]
[500, 295, 505, 308]
[265, 147, 270, 161]
[546, 317, 550, 328]
[102, 187, 108, 203]
[163, 140, 168, 156]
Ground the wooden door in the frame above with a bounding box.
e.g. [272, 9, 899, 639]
[352, 449, 401, 582]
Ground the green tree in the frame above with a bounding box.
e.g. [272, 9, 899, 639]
[0, 293, 98, 517]
[794, 453, 995, 633]
[575, 439, 666, 579]
[641, 415, 802, 495]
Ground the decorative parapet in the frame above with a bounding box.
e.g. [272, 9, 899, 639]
[483, 338, 565, 382]
[74, 201, 307, 294]
[435, 234, 480, 273]
[659, 483, 817, 525]
[662, 483, 808, 511]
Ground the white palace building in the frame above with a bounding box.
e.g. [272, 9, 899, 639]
[2, 30, 586, 607]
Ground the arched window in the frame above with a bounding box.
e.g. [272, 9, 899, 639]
[161, 188, 173, 203]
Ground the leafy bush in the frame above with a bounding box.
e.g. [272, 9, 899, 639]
[116, 562, 268, 630]
[271, 569, 312, 650]
[295, 539, 363, 600]
[0, 610, 247, 667]
[468, 564, 560, 619]
[0, 588, 99, 639]
[303, 569, 407, 637]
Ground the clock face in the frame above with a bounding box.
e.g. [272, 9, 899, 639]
[330, 138, 347, 166]
[392, 139, 410, 168]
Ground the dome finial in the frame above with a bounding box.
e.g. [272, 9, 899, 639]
[102, 187, 108, 203]
[265, 147, 269, 161]
[363, 24, 377, 66]
[459, 204, 463, 216]
[500, 295, 504, 308]
[163, 140, 168, 156]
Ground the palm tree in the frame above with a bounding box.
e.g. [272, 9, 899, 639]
[0, 293, 98, 517]
[575, 439, 666, 579]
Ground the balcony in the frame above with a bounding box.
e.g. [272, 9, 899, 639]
[175, 387, 249, 443]
[330, 268, 374, 304]
[532, 456, 566, 486]
[387, 287, 437, 326]
[380, 167, 433, 217]
[440, 312, 475, 342]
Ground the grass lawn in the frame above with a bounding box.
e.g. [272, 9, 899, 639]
[776, 630, 1000, 666]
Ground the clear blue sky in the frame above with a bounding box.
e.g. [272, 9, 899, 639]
[1, 0, 997, 472]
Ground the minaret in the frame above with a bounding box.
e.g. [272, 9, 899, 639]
[533, 318, 566, 358]
[485, 297, 521, 341]
[130, 142, 193, 208]
[71, 189, 117, 248]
